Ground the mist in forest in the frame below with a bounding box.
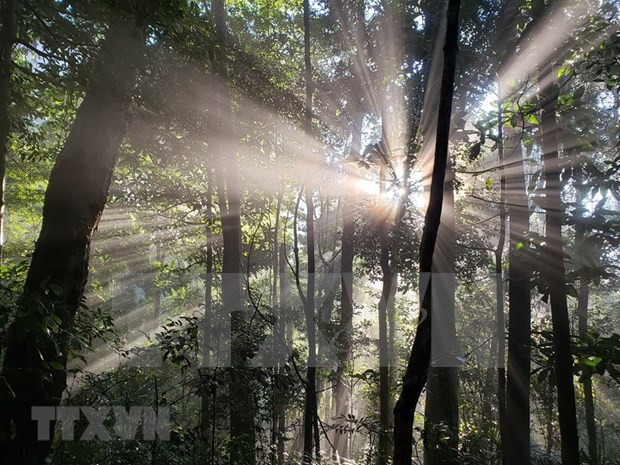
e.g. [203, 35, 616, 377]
[0, 0, 619, 464]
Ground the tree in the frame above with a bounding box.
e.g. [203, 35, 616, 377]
[0, 0, 15, 264]
[421, 4, 459, 463]
[0, 8, 146, 463]
[498, 1, 533, 463]
[210, 0, 256, 462]
[302, 0, 318, 462]
[534, 1, 580, 463]
[575, 171, 597, 462]
[393, 1, 461, 463]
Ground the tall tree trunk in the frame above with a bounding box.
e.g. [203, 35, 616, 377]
[399, 10, 441, 461]
[504, 124, 532, 465]
[270, 189, 282, 465]
[535, 3, 580, 459]
[497, 1, 532, 462]
[276, 242, 288, 465]
[332, 0, 365, 456]
[575, 173, 597, 462]
[302, 0, 318, 461]
[200, 179, 214, 443]
[332, 113, 361, 460]
[211, 1, 255, 462]
[494, 91, 507, 464]
[579, 282, 596, 462]
[392, 2, 461, 464]
[0, 14, 145, 464]
[378, 163, 393, 465]
[154, 243, 163, 323]
[408, 3, 460, 460]
[424, 164, 458, 465]
[0, 0, 15, 264]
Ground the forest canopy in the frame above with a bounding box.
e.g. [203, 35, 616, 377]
[0, 0, 619, 464]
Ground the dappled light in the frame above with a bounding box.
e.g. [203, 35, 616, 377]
[0, 0, 619, 464]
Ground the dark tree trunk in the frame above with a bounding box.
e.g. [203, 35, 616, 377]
[496, 2, 532, 462]
[0, 14, 145, 465]
[302, 182, 317, 463]
[392, 2, 461, 464]
[211, 1, 255, 462]
[494, 91, 507, 465]
[154, 243, 163, 324]
[276, 242, 288, 465]
[378, 164, 393, 465]
[302, 0, 318, 461]
[0, 0, 16, 264]
[200, 179, 214, 443]
[270, 191, 282, 465]
[536, 15, 580, 463]
[504, 125, 532, 465]
[579, 283, 597, 463]
[332, 0, 364, 455]
[424, 165, 458, 465]
[332, 113, 361, 460]
[575, 174, 597, 462]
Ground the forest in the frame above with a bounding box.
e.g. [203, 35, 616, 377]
[0, 0, 618, 464]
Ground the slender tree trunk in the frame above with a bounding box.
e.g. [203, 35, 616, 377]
[276, 242, 288, 465]
[302, 0, 318, 461]
[0, 14, 145, 464]
[0, 0, 16, 264]
[332, 113, 361, 460]
[211, 1, 255, 462]
[576, 175, 597, 462]
[545, 381, 555, 455]
[154, 243, 163, 323]
[536, 8, 580, 460]
[492, 89, 507, 465]
[408, 3, 460, 460]
[504, 127, 532, 465]
[392, 2, 461, 464]
[580, 286, 596, 463]
[303, 181, 317, 464]
[496, 1, 531, 462]
[332, 0, 365, 455]
[200, 179, 214, 443]
[270, 191, 282, 465]
[424, 164, 458, 465]
[378, 163, 393, 465]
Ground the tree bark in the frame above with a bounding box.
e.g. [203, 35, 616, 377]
[200, 178, 214, 443]
[0, 0, 16, 264]
[504, 125, 532, 465]
[276, 242, 288, 465]
[424, 165, 458, 465]
[536, 5, 580, 460]
[496, 1, 532, 462]
[302, 0, 318, 461]
[494, 91, 507, 465]
[575, 172, 597, 462]
[0, 13, 145, 464]
[378, 163, 393, 465]
[154, 242, 163, 324]
[332, 113, 361, 460]
[392, 2, 461, 464]
[210, 1, 255, 462]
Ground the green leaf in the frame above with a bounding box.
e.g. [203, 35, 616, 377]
[485, 177, 493, 190]
[558, 66, 571, 78]
[49, 361, 65, 371]
[579, 356, 602, 367]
